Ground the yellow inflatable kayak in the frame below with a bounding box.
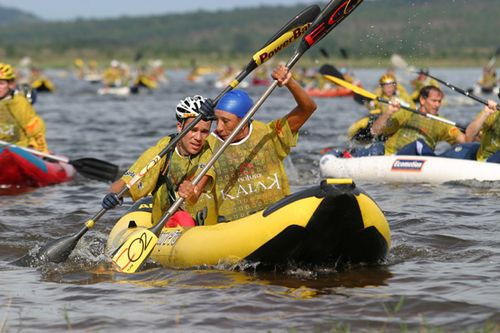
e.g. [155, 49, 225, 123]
[106, 179, 390, 269]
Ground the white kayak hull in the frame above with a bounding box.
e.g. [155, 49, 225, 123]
[320, 154, 500, 184]
[97, 86, 130, 96]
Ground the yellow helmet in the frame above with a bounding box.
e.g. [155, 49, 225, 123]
[0, 63, 15, 80]
[74, 58, 85, 68]
[379, 73, 396, 85]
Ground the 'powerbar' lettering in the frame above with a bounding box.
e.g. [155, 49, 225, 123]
[253, 24, 310, 65]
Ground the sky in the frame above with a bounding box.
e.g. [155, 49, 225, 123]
[0, 0, 320, 21]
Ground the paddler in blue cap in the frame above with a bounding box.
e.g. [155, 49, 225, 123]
[203, 64, 317, 222]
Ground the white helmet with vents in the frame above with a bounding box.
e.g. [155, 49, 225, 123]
[176, 95, 206, 121]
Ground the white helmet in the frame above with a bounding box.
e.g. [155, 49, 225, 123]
[176, 95, 206, 121]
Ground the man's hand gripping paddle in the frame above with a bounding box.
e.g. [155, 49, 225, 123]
[112, 0, 365, 274]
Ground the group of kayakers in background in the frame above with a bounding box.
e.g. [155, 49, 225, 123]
[1, 55, 498, 228]
[332, 67, 500, 164]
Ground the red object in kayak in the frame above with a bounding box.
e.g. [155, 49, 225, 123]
[251, 78, 271, 86]
[0, 146, 75, 189]
[306, 86, 356, 98]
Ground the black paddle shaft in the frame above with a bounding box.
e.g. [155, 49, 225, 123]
[422, 71, 500, 112]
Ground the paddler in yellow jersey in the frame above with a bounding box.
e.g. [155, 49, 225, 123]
[465, 98, 499, 163]
[348, 73, 415, 144]
[205, 64, 317, 222]
[371, 72, 415, 114]
[0, 62, 49, 153]
[102, 95, 218, 226]
[371, 85, 466, 156]
[410, 69, 440, 102]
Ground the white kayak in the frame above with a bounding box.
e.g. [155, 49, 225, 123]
[97, 86, 130, 96]
[320, 154, 500, 184]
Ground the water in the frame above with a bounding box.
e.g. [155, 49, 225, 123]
[1, 68, 499, 332]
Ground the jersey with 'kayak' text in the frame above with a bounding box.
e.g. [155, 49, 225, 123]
[475, 110, 499, 161]
[121, 135, 216, 225]
[382, 110, 462, 155]
[208, 117, 298, 222]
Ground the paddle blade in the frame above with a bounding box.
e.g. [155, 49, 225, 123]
[339, 48, 349, 59]
[111, 229, 158, 273]
[36, 233, 81, 262]
[70, 157, 119, 182]
[320, 47, 330, 58]
[258, 4, 320, 51]
[324, 74, 377, 101]
[231, 4, 320, 90]
[486, 47, 500, 69]
[319, 64, 344, 79]
[297, 0, 364, 55]
[390, 53, 407, 69]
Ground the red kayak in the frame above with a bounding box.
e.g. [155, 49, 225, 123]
[0, 146, 75, 191]
[306, 86, 355, 98]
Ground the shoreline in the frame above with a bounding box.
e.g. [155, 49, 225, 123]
[3, 54, 495, 70]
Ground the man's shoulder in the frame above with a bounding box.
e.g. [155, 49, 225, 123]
[154, 134, 176, 147]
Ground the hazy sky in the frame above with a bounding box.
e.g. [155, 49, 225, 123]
[1, 0, 320, 20]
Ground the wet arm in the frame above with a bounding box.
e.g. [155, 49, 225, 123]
[465, 101, 497, 142]
[370, 102, 400, 136]
[272, 65, 317, 134]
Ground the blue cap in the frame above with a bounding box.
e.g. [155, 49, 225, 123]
[216, 89, 253, 118]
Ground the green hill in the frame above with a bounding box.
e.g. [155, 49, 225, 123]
[0, 5, 41, 26]
[0, 0, 498, 67]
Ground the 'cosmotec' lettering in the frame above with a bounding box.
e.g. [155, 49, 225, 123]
[304, 0, 362, 47]
[253, 24, 310, 65]
[391, 159, 426, 172]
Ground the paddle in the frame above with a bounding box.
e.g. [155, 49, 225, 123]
[419, 71, 500, 112]
[320, 47, 330, 59]
[15, 5, 321, 267]
[339, 48, 349, 60]
[486, 46, 500, 71]
[322, 73, 467, 131]
[0, 140, 118, 182]
[390, 53, 416, 73]
[319, 64, 366, 104]
[111, 0, 366, 274]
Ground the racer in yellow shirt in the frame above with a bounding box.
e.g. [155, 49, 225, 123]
[0, 63, 48, 153]
[371, 85, 466, 155]
[348, 73, 415, 145]
[465, 99, 499, 163]
[205, 64, 317, 222]
[102, 95, 217, 226]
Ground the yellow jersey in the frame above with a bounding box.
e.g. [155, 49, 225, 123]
[0, 92, 48, 153]
[382, 110, 462, 155]
[207, 117, 298, 222]
[121, 135, 217, 225]
[475, 111, 500, 161]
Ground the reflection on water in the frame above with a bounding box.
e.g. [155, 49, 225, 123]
[46, 264, 393, 293]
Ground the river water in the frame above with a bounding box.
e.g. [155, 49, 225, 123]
[1, 68, 499, 332]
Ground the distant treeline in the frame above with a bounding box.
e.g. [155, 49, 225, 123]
[0, 0, 498, 66]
